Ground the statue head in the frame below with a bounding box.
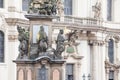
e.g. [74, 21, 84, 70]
[60, 29, 64, 34]
[40, 26, 44, 31]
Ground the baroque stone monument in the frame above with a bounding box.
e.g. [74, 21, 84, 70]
[13, 0, 66, 80]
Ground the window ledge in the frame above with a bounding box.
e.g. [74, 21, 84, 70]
[0, 63, 7, 66]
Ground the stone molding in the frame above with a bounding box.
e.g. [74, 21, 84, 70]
[5, 18, 29, 26]
[64, 54, 84, 60]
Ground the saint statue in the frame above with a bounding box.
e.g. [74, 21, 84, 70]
[37, 26, 48, 53]
[17, 26, 29, 59]
[54, 29, 65, 58]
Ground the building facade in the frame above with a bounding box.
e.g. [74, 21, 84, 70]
[0, 0, 120, 80]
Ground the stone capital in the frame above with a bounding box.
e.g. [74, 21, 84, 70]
[88, 40, 104, 46]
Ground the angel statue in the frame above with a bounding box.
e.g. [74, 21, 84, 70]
[17, 25, 29, 59]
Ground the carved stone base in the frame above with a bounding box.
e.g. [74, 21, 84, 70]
[14, 55, 65, 80]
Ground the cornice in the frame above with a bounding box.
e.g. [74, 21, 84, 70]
[52, 22, 120, 33]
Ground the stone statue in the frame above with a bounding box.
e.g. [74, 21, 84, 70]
[67, 30, 78, 43]
[37, 26, 48, 53]
[17, 26, 29, 59]
[28, 0, 57, 15]
[54, 29, 65, 58]
[93, 2, 101, 19]
[57, 0, 64, 16]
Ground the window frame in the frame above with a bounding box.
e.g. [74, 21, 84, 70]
[108, 39, 114, 63]
[0, 0, 4, 8]
[0, 31, 4, 63]
[66, 64, 74, 80]
[64, 0, 73, 15]
[107, 0, 113, 21]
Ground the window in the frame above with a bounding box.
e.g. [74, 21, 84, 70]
[0, 0, 3, 8]
[22, 0, 30, 11]
[107, 0, 112, 21]
[0, 31, 4, 62]
[109, 70, 114, 80]
[66, 64, 74, 80]
[64, 0, 72, 15]
[108, 39, 114, 63]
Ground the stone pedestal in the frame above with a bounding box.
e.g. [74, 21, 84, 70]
[14, 55, 65, 80]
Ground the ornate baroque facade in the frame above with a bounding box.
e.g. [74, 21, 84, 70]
[0, 0, 120, 80]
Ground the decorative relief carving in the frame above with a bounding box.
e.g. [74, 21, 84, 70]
[8, 35, 18, 41]
[28, 0, 57, 15]
[105, 34, 120, 43]
[105, 60, 120, 70]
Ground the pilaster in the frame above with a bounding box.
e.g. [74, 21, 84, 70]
[88, 40, 104, 80]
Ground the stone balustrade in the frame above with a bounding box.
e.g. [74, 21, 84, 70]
[53, 16, 103, 27]
[53, 16, 120, 33]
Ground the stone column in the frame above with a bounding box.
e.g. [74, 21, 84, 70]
[89, 40, 99, 80]
[77, 62, 81, 80]
[92, 41, 99, 80]
[99, 42, 106, 80]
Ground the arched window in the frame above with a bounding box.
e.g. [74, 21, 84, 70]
[0, 31, 4, 62]
[108, 39, 114, 63]
[0, 0, 3, 8]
